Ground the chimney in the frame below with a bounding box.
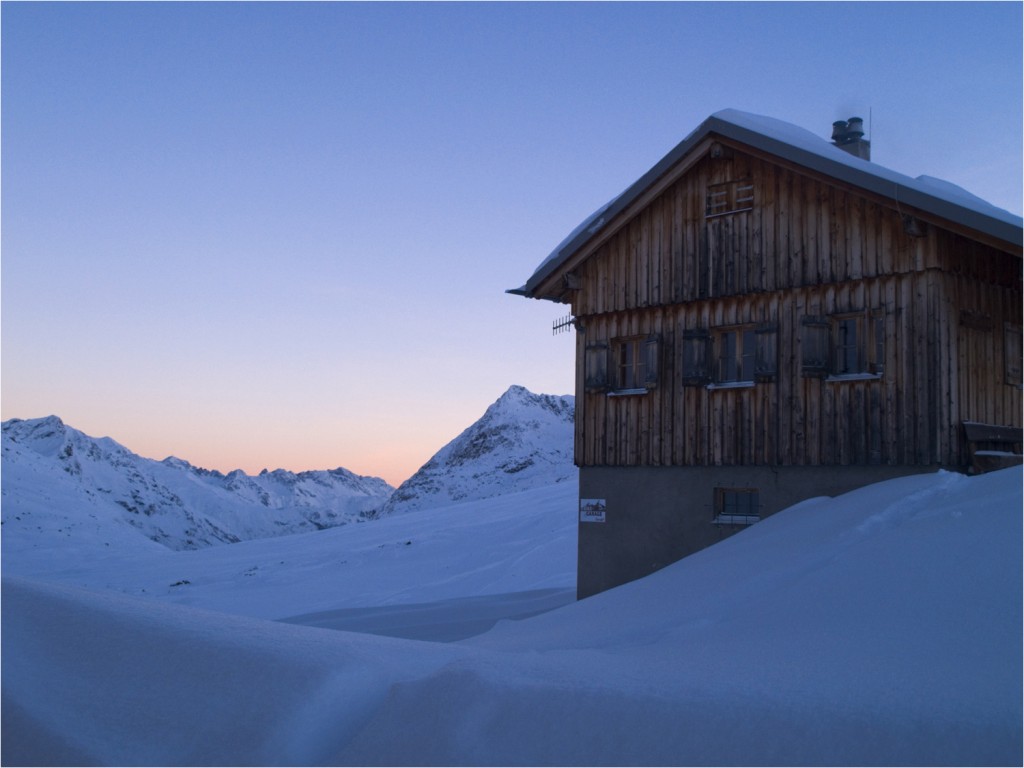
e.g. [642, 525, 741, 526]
[831, 115, 870, 160]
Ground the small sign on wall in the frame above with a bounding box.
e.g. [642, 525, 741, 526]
[579, 498, 607, 523]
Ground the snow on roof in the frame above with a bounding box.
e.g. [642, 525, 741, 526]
[517, 109, 1023, 298]
[508, 194, 620, 295]
[715, 108, 1021, 226]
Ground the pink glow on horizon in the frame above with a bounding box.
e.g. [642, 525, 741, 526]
[2, 3, 1019, 488]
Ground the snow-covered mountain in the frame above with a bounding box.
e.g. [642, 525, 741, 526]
[380, 385, 576, 516]
[1, 386, 575, 553]
[1, 416, 394, 552]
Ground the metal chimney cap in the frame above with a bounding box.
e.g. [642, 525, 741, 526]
[831, 120, 848, 141]
[846, 116, 865, 139]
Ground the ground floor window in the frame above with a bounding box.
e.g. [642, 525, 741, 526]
[712, 487, 760, 525]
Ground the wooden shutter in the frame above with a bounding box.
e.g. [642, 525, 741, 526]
[643, 334, 661, 389]
[754, 323, 778, 382]
[870, 313, 885, 376]
[682, 329, 711, 386]
[584, 343, 610, 392]
[801, 316, 830, 378]
[1005, 324, 1023, 387]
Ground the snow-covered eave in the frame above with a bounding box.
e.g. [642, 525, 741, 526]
[716, 114, 1024, 244]
[514, 109, 1023, 302]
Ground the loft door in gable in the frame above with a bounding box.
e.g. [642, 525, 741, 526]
[702, 179, 755, 298]
[704, 213, 753, 297]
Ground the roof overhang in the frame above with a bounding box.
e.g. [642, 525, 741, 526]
[513, 110, 1023, 303]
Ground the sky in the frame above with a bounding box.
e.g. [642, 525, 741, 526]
[3, 2, 1021, 486]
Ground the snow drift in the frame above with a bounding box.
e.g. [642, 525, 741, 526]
[3, 467, 1020, 766]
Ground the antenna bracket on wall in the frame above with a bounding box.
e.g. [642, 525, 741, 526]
[553, 315, 575, 335]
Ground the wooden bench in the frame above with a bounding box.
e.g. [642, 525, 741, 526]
[963, 421, 1024, 474]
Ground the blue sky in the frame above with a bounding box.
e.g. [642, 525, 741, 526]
[3, 2, 1021, 485]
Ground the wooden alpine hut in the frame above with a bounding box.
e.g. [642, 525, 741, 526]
[511, 109, 1023, 599]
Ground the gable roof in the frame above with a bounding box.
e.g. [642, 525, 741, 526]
[513, 109, 1023, 300]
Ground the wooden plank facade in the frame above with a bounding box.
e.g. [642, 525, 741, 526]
[568, 146, 1022, 472]
[514, 112, 1022, 598]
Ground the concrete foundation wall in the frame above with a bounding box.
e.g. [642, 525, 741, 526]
[577, 464, 940, 599]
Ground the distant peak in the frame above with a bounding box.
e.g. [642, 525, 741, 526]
[380, 383, 576, 516]
[3, 414, 65, 429]
[161, 456, 193, 470]
[500, 384, 533, 399]
[497, 384, 572, 403]
[487, 386, 574, 421]
[2, 415, 68, 438]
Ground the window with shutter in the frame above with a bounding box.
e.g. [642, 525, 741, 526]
[608, 336, 659, 392]
[830, 311, 885, 377]
[802, 311, 885, 379]
[700, 324, 777, 388]
[616, 339, 641, 390]
[715, 327, 756, 383]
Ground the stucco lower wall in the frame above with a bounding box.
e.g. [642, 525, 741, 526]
[576, 463, 941, 599]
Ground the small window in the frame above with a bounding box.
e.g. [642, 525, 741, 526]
[706, 179, 754, 218]
[609, 335, 660, 393]
[831, 312, 884, 377]
[713, 488, 760, 525]
[707, 324, 777, 386]
[616, 337, 646, 390]
[716, 327, 756, 383]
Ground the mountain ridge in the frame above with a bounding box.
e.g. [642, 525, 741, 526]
[1, 385, 576, 553]
[1, 415, 394, 552]
[381, 384, 576, 516]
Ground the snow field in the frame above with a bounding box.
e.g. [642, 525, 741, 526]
[3, 467, 1020, 766]
[4, 481, 579, 621]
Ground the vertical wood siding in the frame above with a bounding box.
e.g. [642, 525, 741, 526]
[571, 150, 1022, 469]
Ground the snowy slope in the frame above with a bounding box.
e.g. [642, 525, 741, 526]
[2, 482, 579, 623]
[3, 467, 1020, 766]
[381, 385, 575, 516]
[1, 416, 393, 552]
